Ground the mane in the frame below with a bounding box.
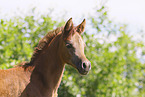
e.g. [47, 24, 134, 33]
[22, 27, 64, 68]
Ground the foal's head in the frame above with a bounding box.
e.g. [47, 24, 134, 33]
[60, 18, 91, 75]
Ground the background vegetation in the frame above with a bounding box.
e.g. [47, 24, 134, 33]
[0, 5, 145, 97]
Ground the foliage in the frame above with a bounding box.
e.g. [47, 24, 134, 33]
[59, 6, 145, 97]
[0, 14, 64, 69]
[0, 6, 145, 97]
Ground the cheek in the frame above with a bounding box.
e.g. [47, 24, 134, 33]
[61, 47, 72, 63]
[62, 48, 70, 58]
[62, 48, 78, 66]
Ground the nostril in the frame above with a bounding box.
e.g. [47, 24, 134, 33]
[82, 63, 86, 69]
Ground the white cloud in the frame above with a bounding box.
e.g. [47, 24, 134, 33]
[107, 0, 145, 31]
[0, 0, 144, 32]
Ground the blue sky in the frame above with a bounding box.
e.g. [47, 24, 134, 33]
[0, 0, 145, 32]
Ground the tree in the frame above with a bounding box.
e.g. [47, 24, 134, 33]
[0, 6, 145, 97]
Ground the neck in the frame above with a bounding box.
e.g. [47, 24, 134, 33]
[30, 34, 65, 96]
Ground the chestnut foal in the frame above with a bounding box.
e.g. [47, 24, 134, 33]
[0, 18, 91, 97]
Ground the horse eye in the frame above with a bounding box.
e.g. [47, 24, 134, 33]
[66, 43, 73, 48]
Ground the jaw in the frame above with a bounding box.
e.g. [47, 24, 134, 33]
[78, 70, 88, 75]
[76, 66, 89, 75]
[69, 62, 89, 75]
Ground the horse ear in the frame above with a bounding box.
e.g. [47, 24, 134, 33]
[63, 18, 74, 40]
[76, 19, 86, 34]
[64, 18, 73, 32]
